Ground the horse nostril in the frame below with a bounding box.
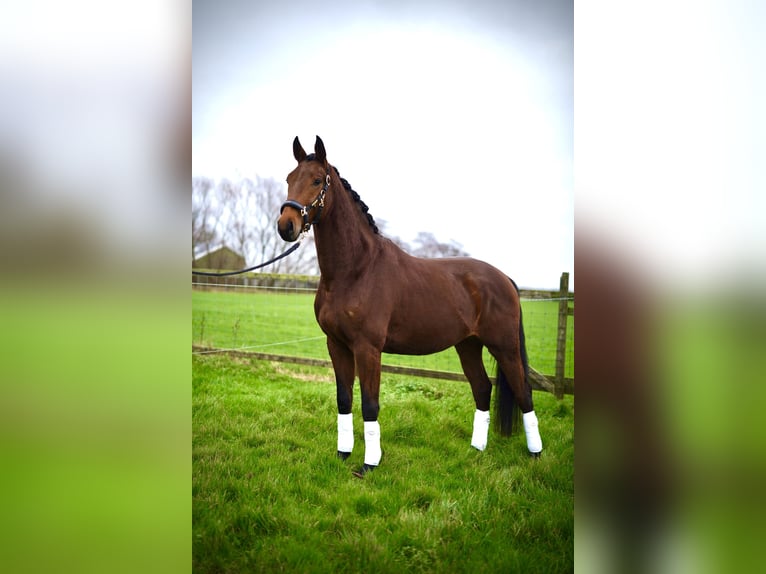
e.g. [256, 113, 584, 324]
[278, 218, 296, 242]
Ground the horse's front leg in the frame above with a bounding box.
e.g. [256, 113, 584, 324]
[353, 343, 382, 477]
[327, 336, 355, 460]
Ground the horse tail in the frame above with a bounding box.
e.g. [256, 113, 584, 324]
[494, 278, 530, 437]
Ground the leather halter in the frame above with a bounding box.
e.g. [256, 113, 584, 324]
[280, 172, 330, 235]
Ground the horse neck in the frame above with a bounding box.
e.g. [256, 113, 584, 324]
[313, 170, 378, 281]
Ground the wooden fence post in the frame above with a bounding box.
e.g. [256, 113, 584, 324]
[554, 272, 570, 399]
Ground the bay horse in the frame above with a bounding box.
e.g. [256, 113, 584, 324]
[277, 136, 542, 477]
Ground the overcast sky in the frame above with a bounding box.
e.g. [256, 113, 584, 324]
[193, 0, 573, 290]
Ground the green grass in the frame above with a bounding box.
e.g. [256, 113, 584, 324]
[192, 288, 574, 378]
[193, 354, 574, 573]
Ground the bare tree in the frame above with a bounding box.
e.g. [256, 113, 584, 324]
[412, 231, 469, 258]
[376, 219, 412, 254]
[218, 176, 255, 267]
[192, 175, 221, 259]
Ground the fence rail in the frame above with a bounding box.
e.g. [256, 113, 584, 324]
[192, 346, 574, 396]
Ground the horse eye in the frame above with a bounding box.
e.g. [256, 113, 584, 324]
[313, 178, 322, 186]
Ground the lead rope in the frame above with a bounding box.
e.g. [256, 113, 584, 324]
[192, 234, 305, 277]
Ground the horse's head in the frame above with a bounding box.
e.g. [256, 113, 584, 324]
[277, 136, 330, 242]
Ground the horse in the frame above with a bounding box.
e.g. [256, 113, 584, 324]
[277, 136, 542, 477]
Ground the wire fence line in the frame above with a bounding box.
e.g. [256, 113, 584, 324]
[193, 279, 574, 303]
[192, 273, 574, 395]
[192, 335, 328, 355]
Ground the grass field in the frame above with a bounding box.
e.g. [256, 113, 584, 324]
[193, 354, 574, 573]
[192, 287, 574, 378]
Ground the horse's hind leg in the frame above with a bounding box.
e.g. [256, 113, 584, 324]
[490, 347, 542, 455]
[456, 338, 493, 451]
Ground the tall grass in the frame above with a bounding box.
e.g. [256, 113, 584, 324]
[193, 355, 573, 573]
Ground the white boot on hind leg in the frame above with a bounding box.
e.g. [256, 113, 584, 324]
[352, 421, 382, 478]
[523, 410, 543, 455]
[363, 420, 382, 467]
[471, 409, 490, 451]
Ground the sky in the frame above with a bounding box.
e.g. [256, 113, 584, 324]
[193, 0, 573, 290]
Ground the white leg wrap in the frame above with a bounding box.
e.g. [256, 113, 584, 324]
[363, 420, 382, 466]
[471, 409, 490, 451]
[337, 413, 354, 453]
[523, 410, 543, 453]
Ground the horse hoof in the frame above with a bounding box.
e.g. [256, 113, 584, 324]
[352, 463, 377, 479]
[529, 451, 541, 459]
[337, 451, 351, 461]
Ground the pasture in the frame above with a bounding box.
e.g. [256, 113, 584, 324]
[192, 354, 573, 573]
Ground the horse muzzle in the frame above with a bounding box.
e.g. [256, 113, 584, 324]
[277, 212, 301, 242]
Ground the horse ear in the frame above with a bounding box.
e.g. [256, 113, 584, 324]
[315, 136, 326, 164]
[293, 136, 307, 162]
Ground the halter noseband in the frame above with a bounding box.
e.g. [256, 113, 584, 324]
[280, 172, 330, 234]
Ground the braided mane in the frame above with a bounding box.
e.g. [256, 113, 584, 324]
[305, 153, 379, 235]
[332, 166, 379, 235]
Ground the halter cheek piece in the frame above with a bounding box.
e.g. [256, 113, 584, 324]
[280, 173, 330, 234]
